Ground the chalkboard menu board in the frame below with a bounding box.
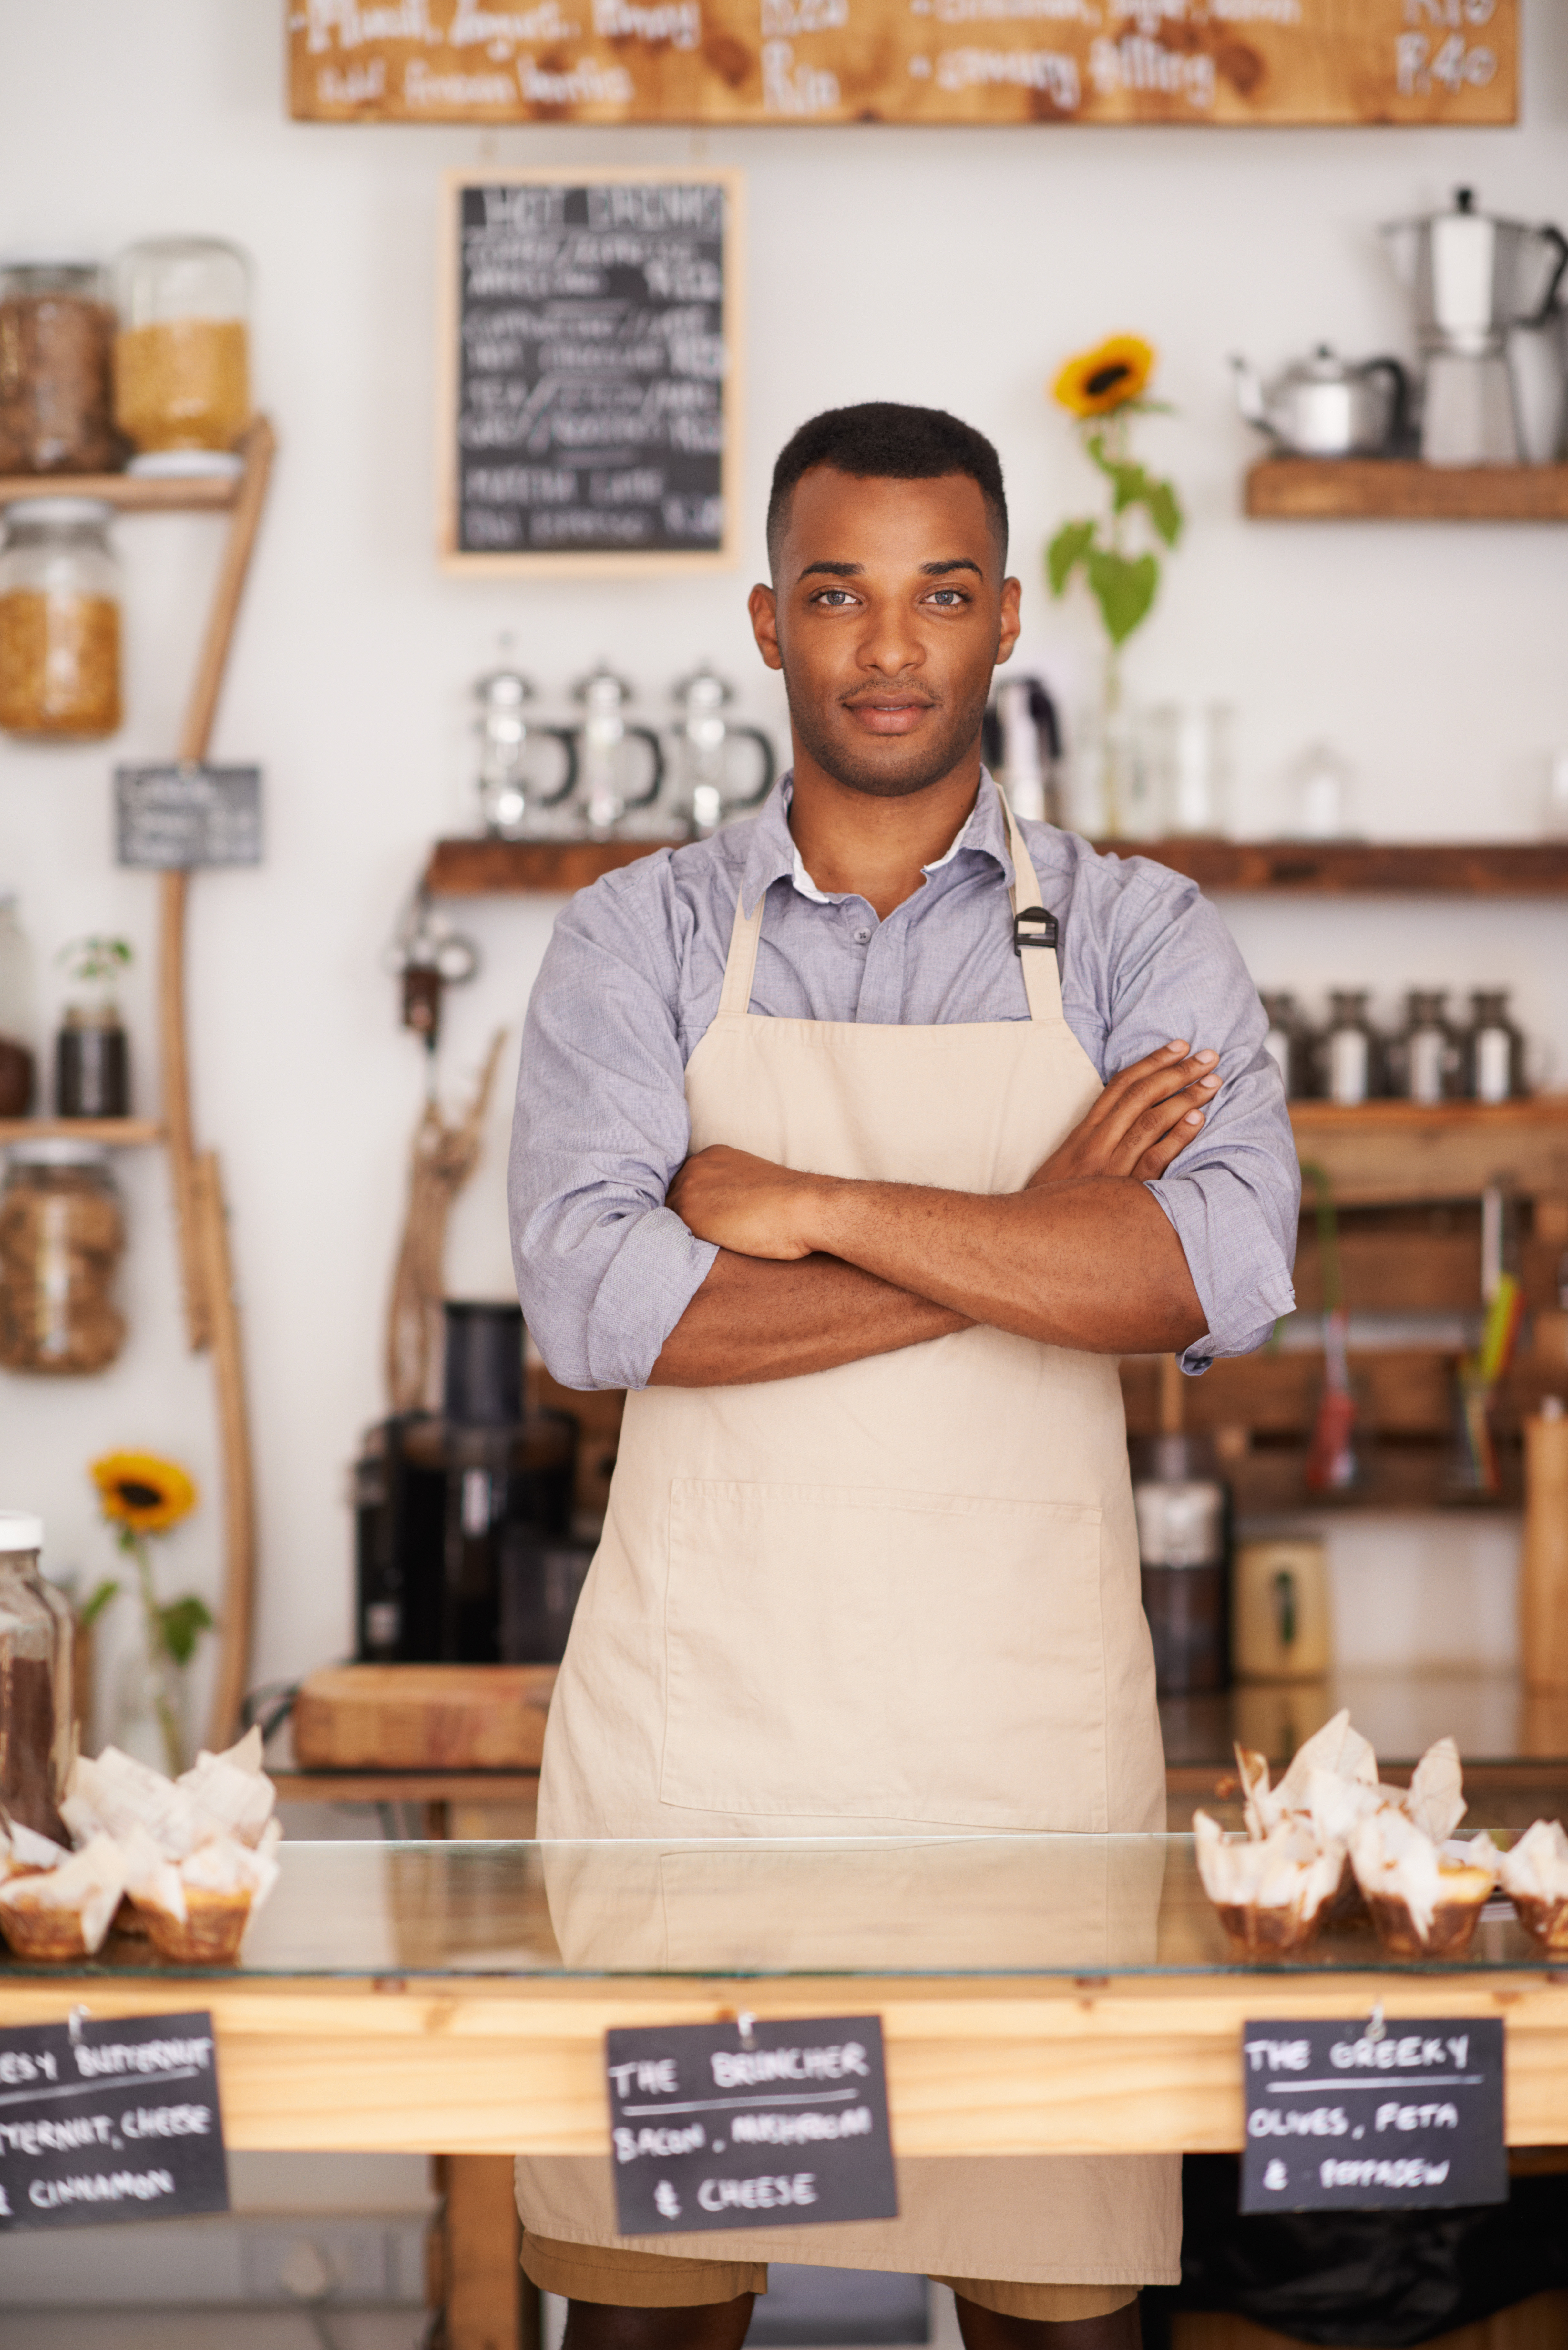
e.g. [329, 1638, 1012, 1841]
[440, 169, 742, 575]
[291, 1, 1516, 129]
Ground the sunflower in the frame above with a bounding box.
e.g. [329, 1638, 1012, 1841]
[91, 1452, 198, 1536]
[1052, 335, 1155, 419]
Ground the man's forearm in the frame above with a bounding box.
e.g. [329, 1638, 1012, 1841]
[806, 1173, 1205, 1355]
[648, 1249, 972, 1387]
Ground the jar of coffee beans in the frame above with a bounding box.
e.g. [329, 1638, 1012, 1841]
[0, 1142, 127, 1375]
[0, 260, 117, 476]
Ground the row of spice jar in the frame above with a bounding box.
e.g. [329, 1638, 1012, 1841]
[0, 241, 251, 477]
[1261, 987, 1530, 1104]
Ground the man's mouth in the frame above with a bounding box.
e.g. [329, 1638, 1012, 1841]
[842, 692, 938, 736]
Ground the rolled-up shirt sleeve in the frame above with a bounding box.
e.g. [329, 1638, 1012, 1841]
[509, 860, 717, 1391]
[1078, 856, 1300, 1372]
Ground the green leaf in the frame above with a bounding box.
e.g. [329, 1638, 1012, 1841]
[1144, 479, 1184, 548]
[157, 1595, 215, 1668]
[1086, 549, 1159, 647]
[79, 1577, 121, 1630]
[1046, 518, 1096, 597]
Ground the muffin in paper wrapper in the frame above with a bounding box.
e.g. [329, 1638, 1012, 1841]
[1498, 1819, 1568, 1956]
[1194, 1810, 1344, 1956]
[0, 1834, 126, 1960]
[1351, 1809, 1499, 1959]
[0, 1819, 72, 1885]
[62, 1730, 277, 1861]
[121, 1818, 282, 1964]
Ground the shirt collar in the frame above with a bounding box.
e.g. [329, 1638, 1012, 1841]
[738, 768, 1016, 914]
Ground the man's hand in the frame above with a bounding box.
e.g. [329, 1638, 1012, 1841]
[667, 1146, 825, 1262]
[1026, 1041, 1219, 1189]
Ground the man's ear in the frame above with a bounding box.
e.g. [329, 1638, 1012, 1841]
[995, 575, 1023, 668]
[749, 582, 783, 673]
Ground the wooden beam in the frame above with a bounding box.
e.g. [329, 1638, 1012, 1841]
[0, 470, 240, 514]
[194, 1151, 257, 1751]
[0, 1118, 162, 1146]
[1291, 1100, 1568, 1205]
[443, 2155, 523, 2350]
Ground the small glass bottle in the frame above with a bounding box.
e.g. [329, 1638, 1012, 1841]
[0, 495, 122, 739]
[0, 894, 36, 1116]
[0, 1140, 126, 1374]
[1387, 988, 1459, 1104]
[0, 260, 117, 476]
[55, 934, 132, 1117]
[1461, 989, 1526, 1103]
[1315, 990, 1385, 1105]
[1258, 990, 1311, 1100]
[112, 236, 250, 463]
[0, 1511, 75, 1844]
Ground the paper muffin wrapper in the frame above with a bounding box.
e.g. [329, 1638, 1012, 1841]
[1214, 1898, 1324, 1959]
[1510, 1891, 1568, 1956]
[0, 1900, 97, 1963]
[140, 1885, 253, 1965]
[1367, 1885, 1489, 1961]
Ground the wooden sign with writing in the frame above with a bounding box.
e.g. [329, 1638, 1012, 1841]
[288, 1, 1516, 128]
[439, 169, 742, 574]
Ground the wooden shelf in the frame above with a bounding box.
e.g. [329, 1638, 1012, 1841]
[424, 833, 1568, 898]
[0, 1117, 164, 1147]
[1289, 1098, 1568, 1206]
[1102, 839, 1568, 894]
[1246, 457, 1568, 522]
[0, 467, 241, 514]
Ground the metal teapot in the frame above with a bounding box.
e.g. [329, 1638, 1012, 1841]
[1231, 345, 1408, 457]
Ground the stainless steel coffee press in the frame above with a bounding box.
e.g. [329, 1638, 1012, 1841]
[669, 666, 775, 839]
[569, 666, 666, 837]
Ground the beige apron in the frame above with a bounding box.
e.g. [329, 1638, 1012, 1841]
[521, 782, 1176, 2282]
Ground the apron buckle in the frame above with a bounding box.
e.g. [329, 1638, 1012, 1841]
[1013, 907, 1058, 956]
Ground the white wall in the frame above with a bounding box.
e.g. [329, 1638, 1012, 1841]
[2, 0, 1566, 1715]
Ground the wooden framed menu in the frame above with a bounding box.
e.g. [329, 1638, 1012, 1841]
[290, 1, 1517, 129]
[438, 168, 743, 575]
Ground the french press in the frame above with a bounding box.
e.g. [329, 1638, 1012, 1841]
[569, 666, 666, 838]
[474, 664, 577, 841]
[668, 666, 775, 838]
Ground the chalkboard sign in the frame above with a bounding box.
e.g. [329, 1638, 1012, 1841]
[115, 764, 263, 869]
[1240, 2017, 1505, 2214]
[440, 170, 742, 577]
[604, 2015, 897, 2235]
[0, 2010, 229, 2233]
[292, 1, 1517, 129]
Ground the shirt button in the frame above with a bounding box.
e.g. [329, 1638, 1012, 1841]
[853, 926, 871, 945]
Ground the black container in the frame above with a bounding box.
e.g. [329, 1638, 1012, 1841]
[443, 1299, 524, 1426]
[1132, 1433, 1231, 1695]
[56, 1008, 128, 1117]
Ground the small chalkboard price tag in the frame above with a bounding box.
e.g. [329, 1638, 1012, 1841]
[1241, 2016, 1505, 2214]
[605, 2014, 897, 2236]
[0, 2010, 229, 2233]
[115, 764, 262, 869]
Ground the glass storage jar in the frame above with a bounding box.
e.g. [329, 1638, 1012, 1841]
[0, 495, 122, 739]
[112, 237, 250, 458]
[1313, 989, 1385, 1105]
[0, 1140, 126, 1375]
[1387, 988, 1459, 1104]
[1461, 989, 1526, 1103]
[0, 1511, 74, 1843]
[1258, 990, 1311, 1100]
[0, 261, 116, 476]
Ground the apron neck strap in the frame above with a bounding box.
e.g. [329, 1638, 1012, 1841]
[993, 776, 1062, 1026]
[717, 780, 1062, 1022]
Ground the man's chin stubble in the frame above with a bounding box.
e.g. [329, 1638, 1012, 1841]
[787, 696, 986, 800]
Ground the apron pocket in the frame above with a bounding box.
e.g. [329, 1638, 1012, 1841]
[660, 1480, 1108, 1832]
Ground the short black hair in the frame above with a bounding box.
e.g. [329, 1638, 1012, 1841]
[766, 402, 1008, 577]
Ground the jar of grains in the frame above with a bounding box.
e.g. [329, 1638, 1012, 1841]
[0, 1513, 75, 1845]
[0, 496, 122, 739]
[0, 1141, 126, 1376]
[112, 237, 250, 458]
[0, 260, 117, 476]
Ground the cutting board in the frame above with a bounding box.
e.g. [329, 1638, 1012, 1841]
[292, 1664, 556, 1770]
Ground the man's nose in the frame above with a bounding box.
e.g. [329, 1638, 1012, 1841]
[856, 602, 924, 676]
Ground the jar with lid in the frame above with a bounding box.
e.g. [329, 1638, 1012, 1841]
[1461, 989, 1526, 1103]
[1258, 990, 1311, 1100]
[0, 1512, 74, 1844]
[55, 935, 132, 1118]
[112, 238, 250, 462]
[0, 261, 116, 476]
[0, 895, 36, 1117]
[1313, 989, 1385, 1105]
[1387, 988, 1459, 1104]
[0, 1141, 126, 1375]
[0, 496, 122, 739]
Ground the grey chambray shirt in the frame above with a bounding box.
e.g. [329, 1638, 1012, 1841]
[509, 774, 1299, 1391]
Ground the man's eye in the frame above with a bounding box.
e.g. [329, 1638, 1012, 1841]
[812, 589, 856, 607]
[927, 588, 968, 606]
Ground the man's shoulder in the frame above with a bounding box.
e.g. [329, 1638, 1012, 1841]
[1018, 820, 1204, 924]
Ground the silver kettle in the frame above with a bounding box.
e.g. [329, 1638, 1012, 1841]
[1231, 345, 1408, 457]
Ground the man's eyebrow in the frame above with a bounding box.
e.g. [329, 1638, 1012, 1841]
[797, 559, 863, 581]
[921, 558, 984, 578]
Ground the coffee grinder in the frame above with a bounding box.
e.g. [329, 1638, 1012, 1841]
[354, 1301, 585, 1664]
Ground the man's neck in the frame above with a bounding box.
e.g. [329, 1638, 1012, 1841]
[786, 755, 985, 921]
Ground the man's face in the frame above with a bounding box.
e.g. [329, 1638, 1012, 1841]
[749, 468, 1021, 799]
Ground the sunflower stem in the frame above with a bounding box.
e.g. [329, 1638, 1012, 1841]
[128, 1534, 184, 1778]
